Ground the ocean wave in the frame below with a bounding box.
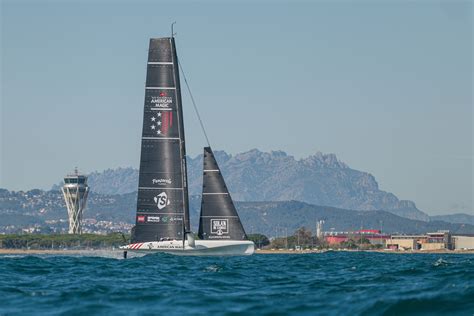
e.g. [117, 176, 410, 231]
[0, 252, 473, 315]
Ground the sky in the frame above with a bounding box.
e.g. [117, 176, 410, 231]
[1, 0, 472, 216]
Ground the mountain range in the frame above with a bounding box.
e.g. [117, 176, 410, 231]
[234, 201, 474, 237]
[64, 149, 435, 221]
[1, 189, 473, 236]
[431, 213, 474, 226]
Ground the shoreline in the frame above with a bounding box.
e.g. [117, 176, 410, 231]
[0, 249, 115, 255]
[256, 249, 474, 254]
[1, 248, 473, 255]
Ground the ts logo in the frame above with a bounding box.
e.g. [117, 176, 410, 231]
[154, 192, 170, 210]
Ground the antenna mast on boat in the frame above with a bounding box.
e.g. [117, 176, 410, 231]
[171, 22, 198, 250]
[171, 21, 177, 37]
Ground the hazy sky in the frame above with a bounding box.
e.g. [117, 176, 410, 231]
[1, 0, 472, 215]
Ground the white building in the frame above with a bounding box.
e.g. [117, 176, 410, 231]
[453, 236, 474, 250]
[62, 169, 89, 234]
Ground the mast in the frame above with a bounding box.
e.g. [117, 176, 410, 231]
[171, 36, 191, 236]
[132, 37, 189, 243]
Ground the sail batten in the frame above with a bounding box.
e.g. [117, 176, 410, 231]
[132, 37, 189, 243]
[145, 87, 177, 90]
[198, 147, 248, 241]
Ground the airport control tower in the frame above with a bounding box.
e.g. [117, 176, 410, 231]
[62, 168, 89, 234]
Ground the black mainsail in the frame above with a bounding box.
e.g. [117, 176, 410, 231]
[132, 37, 190, 243]
[198, 147, 248, 240]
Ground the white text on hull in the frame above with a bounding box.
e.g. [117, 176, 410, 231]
[121, 240, 255, 256]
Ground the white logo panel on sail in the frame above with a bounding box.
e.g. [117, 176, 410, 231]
[154, 192, 171, 210]
[211, 219, 229, 236]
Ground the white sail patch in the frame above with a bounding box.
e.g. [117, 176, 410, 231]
[154, 192, 171, 210]
[211, 219, 229, 236]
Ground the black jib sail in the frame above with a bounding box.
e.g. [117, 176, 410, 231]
[198, 147, 248, 240]
[132, 37, 190, 243]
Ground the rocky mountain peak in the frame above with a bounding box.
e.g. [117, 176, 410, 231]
[53, 149, 429, 221]
[302, 152, 348, 169]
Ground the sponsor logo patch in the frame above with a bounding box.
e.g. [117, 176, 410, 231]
[149, 111, 173, 136]
[147, 216, 160, 223]
[158, 216, 183, 223]
[152, 178, 172, 185]
[151, 95, 173, 108]
[154, 192, 170, 210]
[210, 219, 229, 236]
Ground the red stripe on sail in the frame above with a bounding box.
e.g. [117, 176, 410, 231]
[161, 112, 172, 135]
[161, 112, 169, 135]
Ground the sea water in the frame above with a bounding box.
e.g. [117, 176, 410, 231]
[0, 252, 473, 315]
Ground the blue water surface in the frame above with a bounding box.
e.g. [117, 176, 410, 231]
[0, 252, 473, 315]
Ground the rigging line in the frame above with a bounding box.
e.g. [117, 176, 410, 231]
[177, 58, 211, 148]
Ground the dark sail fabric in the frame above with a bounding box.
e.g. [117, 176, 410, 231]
[132, 37, 190, 243]
[198, 147, 248, 240]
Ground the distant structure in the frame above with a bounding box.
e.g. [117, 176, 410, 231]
[62, 168, 89, 234]
[316, 220, 325, 239]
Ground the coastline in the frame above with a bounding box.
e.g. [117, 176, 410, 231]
[1, 248, 473, 255]
[0, 249, 115, 255]
[256, 249, 474, 254]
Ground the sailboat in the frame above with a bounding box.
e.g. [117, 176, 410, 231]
[120, 36, 254, 256]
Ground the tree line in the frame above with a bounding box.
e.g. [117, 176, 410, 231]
[0, 233, 128, 249]
[249, 227, 383, 250]
[0, 228, 382, 250]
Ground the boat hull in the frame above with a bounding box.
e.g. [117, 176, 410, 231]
[121, 240, 255, 256]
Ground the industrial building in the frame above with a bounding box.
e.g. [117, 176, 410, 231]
[452, 235, 474, 250]
[386, 231, 453, 251]
[325, 229, 390, 246]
